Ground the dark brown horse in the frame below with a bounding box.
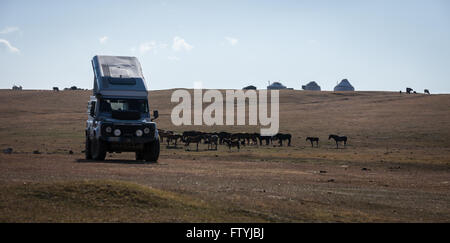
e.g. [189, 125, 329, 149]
[166, 134, 182, 147]
[258, 135, 272, 146]
[184, 135, 203, 151]
[204, 134, 219, 150]
[306, 137, 319, 147]
[223, 138, 240, 151]
[218, 132, 231, 144]
[328, 134, 347, 149]
[272, 133, 292, 146]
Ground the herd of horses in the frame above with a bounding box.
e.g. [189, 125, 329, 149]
[403, 88, 431, 95]
[158, 129, 348, 151]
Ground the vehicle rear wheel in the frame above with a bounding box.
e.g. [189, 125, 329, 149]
[144, 139, 160, 162]
[91, 138, 106, 161]
[85, 136, 92, 160]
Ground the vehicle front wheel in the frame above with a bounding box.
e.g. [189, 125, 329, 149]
[135, 151, 144, 161]
[85, 136, 92, 160]
[144, 139, 160, 162]
[91, 138, 106, 161]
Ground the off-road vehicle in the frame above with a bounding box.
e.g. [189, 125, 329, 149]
[85, 55, 160, 162]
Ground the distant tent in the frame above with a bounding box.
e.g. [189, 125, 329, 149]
[334, 79, 355, 91]
[302, 81, 321, 91]
[243, 85, 257, 90]
[12, 85, 22, 90]
[267, 82, 287, 90]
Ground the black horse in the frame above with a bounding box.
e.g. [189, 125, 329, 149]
[328, 134, 347, 149]
[306, 137, 319, 147]
[272, 133, 292, 146]
[258, 135, 272, 146]
[218, 132, 231, 144]
[166, 134, 182, 147]
[184, 135, 203, 151]
[223, 139, 240, 151]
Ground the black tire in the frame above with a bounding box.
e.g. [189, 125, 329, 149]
[85, 136, 92, 160]
[135, 151, 144, 161]
[144, 139, 160, 162]
[91, 138, 106, 161]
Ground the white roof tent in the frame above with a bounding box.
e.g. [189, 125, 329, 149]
[92, 55, 148, 98]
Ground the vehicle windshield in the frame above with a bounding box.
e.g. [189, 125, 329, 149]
[99, 98, 149, 113]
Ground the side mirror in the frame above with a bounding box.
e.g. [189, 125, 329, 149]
[151, 110, 159, 121]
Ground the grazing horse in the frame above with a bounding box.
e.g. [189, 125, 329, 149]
[205, 134, 219, 150]
[306, 137, 319, 147]
[231, 133, 247, 146]
[223, 139, 240, 151]
[167, 134, 182, 147]
[158, 129, 173, 142]
[328, 134, 347, 149]
[249, 133, 259, 145]
[273, 133, 292, 146]
[182, 131, 204, 142]
[218, 132, 231, 144]
[258, 135, 272, 146]
[184, 135, 203, 151]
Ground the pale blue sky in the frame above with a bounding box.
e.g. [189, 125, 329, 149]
[1, 0, 449, 92]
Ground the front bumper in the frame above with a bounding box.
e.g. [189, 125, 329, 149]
[101, 136, 155, 144]
[101, 136, 157, 152]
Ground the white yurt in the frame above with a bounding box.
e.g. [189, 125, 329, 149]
[334, 79, 355, 91]
[302, 81, 321, 91]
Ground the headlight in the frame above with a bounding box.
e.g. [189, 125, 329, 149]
[143, 127, 150, 134]
[136, 129, 143, 137]
[105, 126, 112, 133]
[114, 129, 121, 136]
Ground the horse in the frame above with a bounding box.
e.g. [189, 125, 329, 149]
[272, 133, 292, 146]
[204, 134, 219, 150]
[328, 134, 347, 149]
[158, 129, 173, 142]
[231, 133, 247, 146]
[218, 132, 231, 144]
[223, 138, 240, 151]
[249, 133, 259, 145]
[258, 135, 272, 146]
[166, 134, 182, 147]
[306, 137, 319, 147]
[184, 135, 203, 151]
